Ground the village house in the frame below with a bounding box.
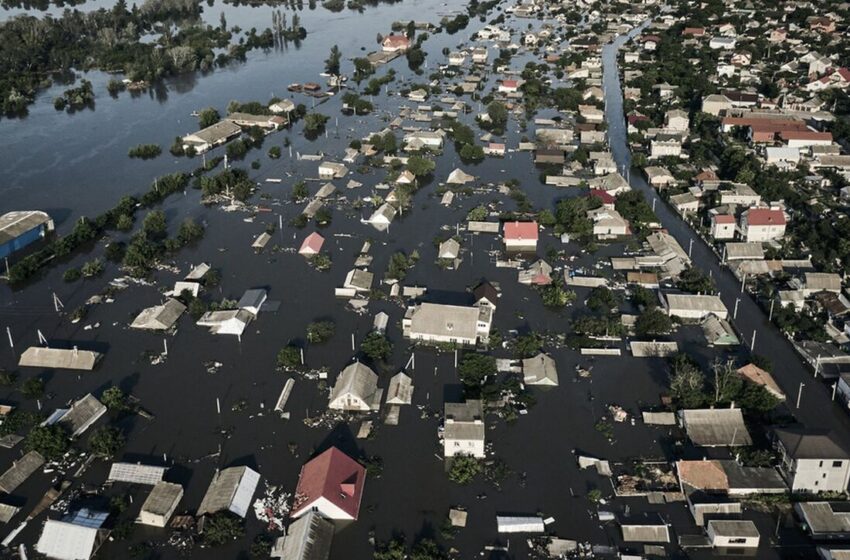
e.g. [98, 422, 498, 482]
[138, 482, 183, 528]
[503, 221, 539, 251]
[795, 502, 850, 540]
[36, 509, 110, 560]
[269, 99, 295, 114]
[291, 447, 366, 520]
[702, 94, 733, 116]
[404, 301, 493, 346]
[518, 259, 553, 285]
[670, 192, 699, 215]
[663, 293, 728, 321]
[298, 232, 325, 256]
[588, 207, 629, 238]
[738, 207, 787, 242]
[472, 47, 488, 64]
[710, 214, 736, 240]
[328, 362, 382, 412]
[197, 465, 260, 518]
[679, 407, 752, 447]
[665, 109, 689, 131]
[719, 184, 761, 206]
[498, 79, 520, 94]
[367, 203, 397, 232]
[130, 298, 186, 331]
[318, 161, 348, 179]
[522, 353, 559, 386]
[386, 372, 414, 405]
[707, 520, 760, 548]
[0, 210, 54, 259]
[443, 400, 485, 458]
[644, 166, 675, 188]
[381, 34, 410, 53]
[181, 120, 242, 154]
[196, 309, 252, 337]
[226, 112, 284, 129]
[650, 136, 683, 159]
[271, 511, 334, 560]
[773, 427, 850, 493]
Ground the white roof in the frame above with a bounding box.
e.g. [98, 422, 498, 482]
[107, 463, 167, 485]
[36, 520, 100, 560]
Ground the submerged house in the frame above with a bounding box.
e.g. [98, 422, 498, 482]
[196, 466, 261, 518]
[181, 120, 242, 153]
[36, 508, 110, 560]
[130, 298, 186, 331]
[138, 481, 183, 528]
[291, 447, 366, 520]
[403, 302, 493, 346]
[328, 362, 382, 412]
[443, 400, 485, 458]
[196, 309, 253, 337]
[0, 211, 54, 259]
[386, 372, 414, 405]
[18, 347, 102, 371]
[522, 353, 559, 386]
[271, 511, 335, 560]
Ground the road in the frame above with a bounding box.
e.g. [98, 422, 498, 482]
[601, 27, 850, 443]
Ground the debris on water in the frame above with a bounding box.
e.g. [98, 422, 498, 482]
[204, 361, 223, 374]
[252, 483, 291, 531]
[608, 405, 627, 422]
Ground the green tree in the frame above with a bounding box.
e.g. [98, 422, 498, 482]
[304, 113, 330, 133]
[486, 100, 508, 129]
[142, 210, 167, 239]
[198, 107, 221, 129]
[203, 513, 244, 546]
[21, 377, 44, 399]
[102, 386, 129, 411]
[25, 425, 69, 460]
[586, 286, 619, 313]
[361, 332, 393, 361]
[457, 353, 496, 389]
[89, 426, 125, 458]
[540, 284, 576, 308]
[676, 266, 715, 294]
[635, 308, 672, 337]
[669, 354, 708, 408]
[324, 44, 342, 76]
[277, 346, 302, 369]
[512, 333, 542, 358]
[306, 321, 335, 343]
[406, 156, 435, 176]
[291, 181, 309, 201]
[448, 455, 482, 484]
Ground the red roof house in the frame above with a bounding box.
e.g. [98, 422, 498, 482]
[381, 35, 411, 53]
[503, 221, 539, 249]
[291, 447, 366, 520]
[299, 232, 325, 256]
[589, 188, 616, 207]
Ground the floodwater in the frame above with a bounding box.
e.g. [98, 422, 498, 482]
[0, 2, 833, 559]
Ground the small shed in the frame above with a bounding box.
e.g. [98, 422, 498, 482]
[496, 515, 546, 533]
[138, 481, 183, 527]
[679, 408, 752, 447]
[707, 520, 759, 548]
[386, 372, 414, 405]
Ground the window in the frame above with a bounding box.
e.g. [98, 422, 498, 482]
[729, 538, 747, 544]
[834, 461, 843, 468]
[819, 461, 824, 467]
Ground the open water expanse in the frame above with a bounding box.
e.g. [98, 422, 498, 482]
[0, 0, 846, 558]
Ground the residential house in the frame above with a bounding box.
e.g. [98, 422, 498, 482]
[197, 466, 260, 518]
[503, 221, 538, 251]
[443, 400, 485, 458]
[403, 302, 493, 345]
[774, 428, 850, 493]
[522, 353, 558, 386]
[271, 511, 334, 560]
[381, 34, 410, 53]
[130, 299, 186, 331]
[738, 207, 786, 242]
[291, 447, 366, 520]
[181, 120, 242, 154]
[665, 109, 689, 131]
[679, 408, 752, 447]
[386, 372, 413, 405]
[137, 482, 183, 527]
[299, 232, 325, 256]
[367, 203, 397, 232]
[711, 214, 736, 240]
[664, 293, 728, 320]
[707, 520, 760, 548]
[196, 309, 252, 337]
[36, 509, 110, 560]
[328, 362, 382, 412]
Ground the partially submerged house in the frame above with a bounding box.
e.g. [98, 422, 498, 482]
[503, 221, 539, 251]
[18, 347, 102, 371]
[443, 400, 485, 458]
[138, 481, 183, 527]
[620, 514, 671, 543]
[0, 210, 54, 259]
[678, 408, 752, 447]
[196, 309, 252, 337]
[0, 450, 45, 493]
[404, 302, 493, 346]
[773, 428, 850, 493]
[298, 232, 325, 256]
[367, 203, 397, 232]
[291, 447, 366, 520]
[196, 465, 260, 518]
[36, 509, 110, 560]
[107, 463, 167, 485]
[271, 510, 335, 560]
[796, 502, 850, 540]
[522, 353, 558, 386]
[328, 362, 382, 412]
[663, 293, 728, 321]
[48, 393, 107, 438]
[130, 299, 186, 331]
[182, 120, 242, 154]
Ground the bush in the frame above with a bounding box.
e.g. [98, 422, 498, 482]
[21, 377, 44, 398]
[202, 513, 243, 546]
[81, 258, 104, 278]
[635, 308, 673, 337]
[457, 353, 495, 389]
[63, 268, 81, 282]
[128, 144, 162, 159]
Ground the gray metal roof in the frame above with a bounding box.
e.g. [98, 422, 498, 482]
[708, 520, 759, 538]
[386, 373, 413, 405]
[679, 408, 752, 447]
[141, 481, 183, 517]
[522, 353, 558, 386]
[18, 347, 102, 371]
[107, 462, 167, 485]
[796, 502, 850, 534]
[58, 394, 106, 437]
[408, 303, 480, 342]
[329, 362, 379, 407]
[0, 450, 45, 493]
[130, 299, 186, 330]
[197, 466, 260, 518]
[272, 511, 334, 560]
[775, 428, 850, 459]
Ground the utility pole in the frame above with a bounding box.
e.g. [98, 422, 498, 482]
[733, 297, 740, 320]
[688, 238, 693, 258]
[796, 382, 804, 409]
[750, 329, 756, 352]
[832, 382, 838, 402]
[740, 272, 746, 293]
[5, 327, 12, 349]
[768, 298, 775, 322]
